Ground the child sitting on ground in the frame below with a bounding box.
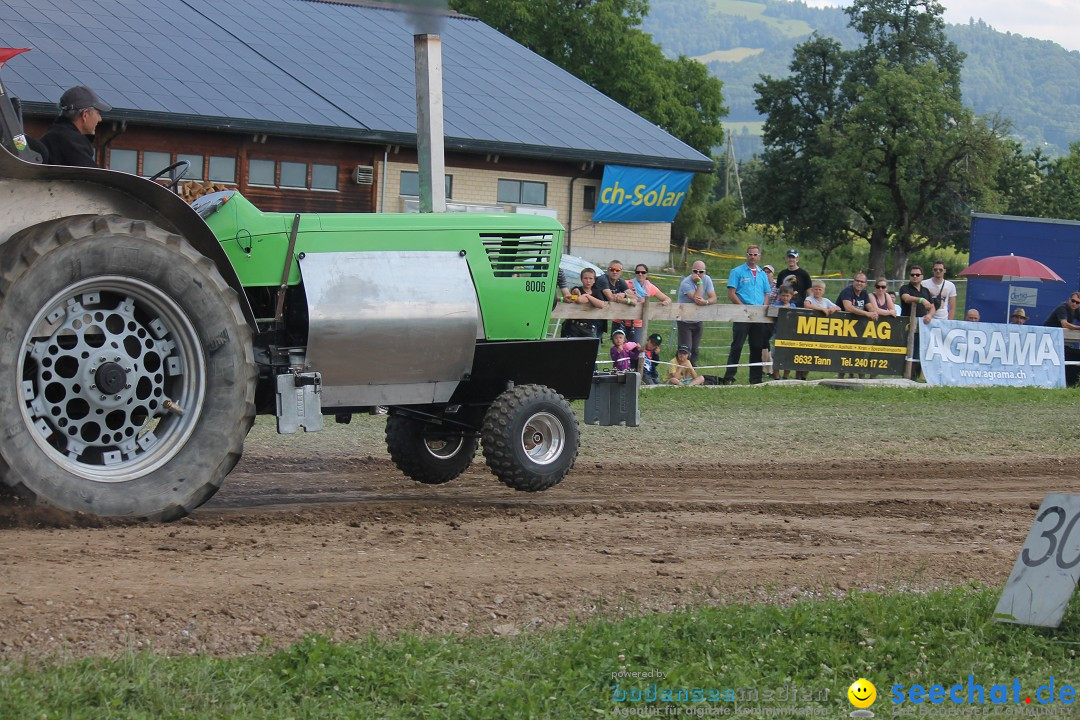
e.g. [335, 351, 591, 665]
[609, 328, 640, 372]
[642, 332, 663, 385]
[667, 345, 704, 386]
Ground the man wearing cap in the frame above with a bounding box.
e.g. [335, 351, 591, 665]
[40, 86, 111, 168]
[1009, 308, 1027, 325]
[775, 249, 812, 306]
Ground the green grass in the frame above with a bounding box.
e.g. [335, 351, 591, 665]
[711, 0, 813, 37]
[692, 47, 764, 63]
[246, 381, 1079, 467]
[3, 587, 1077, 718]
[578, 383, 1079, 464]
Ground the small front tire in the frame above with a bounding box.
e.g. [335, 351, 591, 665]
[385, 415, 477, 485]
[481, 384, 578, 492]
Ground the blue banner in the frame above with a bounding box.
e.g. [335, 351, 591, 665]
[919, 319, 1066, 388]
[592, 165, 693, 223]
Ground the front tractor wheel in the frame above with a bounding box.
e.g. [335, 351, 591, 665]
[481, 384, 578, 492]
[0, 216, 256, 520]
[385, 415, 478, 485]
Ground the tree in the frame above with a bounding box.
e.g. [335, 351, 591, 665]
[745, 35, 855, 273]
[1038, 143, 1080, 221]
[746, 0, 1010, 277]
[995, 141, 1080, 222]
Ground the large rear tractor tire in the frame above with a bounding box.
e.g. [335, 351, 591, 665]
[385, 415, 477, 485]
[0, 216, 257, 520]
[481, 384, 578, 492]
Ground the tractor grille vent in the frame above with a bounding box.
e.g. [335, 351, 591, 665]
[480, 234, 553, 278]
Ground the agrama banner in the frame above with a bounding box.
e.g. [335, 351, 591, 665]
[772, 308, 909, 375]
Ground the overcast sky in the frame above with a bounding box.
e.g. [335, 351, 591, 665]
[801, 0, 1080, 53]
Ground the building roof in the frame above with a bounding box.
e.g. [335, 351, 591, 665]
[0, 0, 713, 171]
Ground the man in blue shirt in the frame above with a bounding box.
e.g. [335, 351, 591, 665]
[723, 245, 772, 384]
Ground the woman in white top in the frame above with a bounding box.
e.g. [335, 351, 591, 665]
[803, 279, 838, 315]
[869, 277, 897, 316]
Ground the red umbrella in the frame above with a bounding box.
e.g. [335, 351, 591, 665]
[959, 253, 1064, 323]
[959, 254, 1064, 283]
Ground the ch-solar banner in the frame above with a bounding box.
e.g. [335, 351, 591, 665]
[591, 166, 693, 223]
[919, 319, 1066, 388]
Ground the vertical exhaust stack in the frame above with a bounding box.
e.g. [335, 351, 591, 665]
[414, 33, 446, 213]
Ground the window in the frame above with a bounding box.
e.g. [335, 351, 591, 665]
[248, 158, 275, 186]
[311, 163, 338, 190]
[176, 153, 204, 181]
[583, 185, 597, 212]
[142, 151, 171, 177]
[106, 150, 237, 184]
[208, 156, 236, 183]
[246, 160, 341, 191]
[497, 178, 546, 206]
[280, 161, 307, 189]
[108, 148, 137, 174]
[399, 170, 452, 198]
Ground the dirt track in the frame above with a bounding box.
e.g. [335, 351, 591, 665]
[0, 442, 1061, 660]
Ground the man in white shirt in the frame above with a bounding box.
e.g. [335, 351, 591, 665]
[924, 261, 957, 320]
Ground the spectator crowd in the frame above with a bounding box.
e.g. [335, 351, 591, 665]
[559, 250, 1080, 387]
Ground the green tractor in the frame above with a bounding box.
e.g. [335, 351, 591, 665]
[0, 60, 597, 521]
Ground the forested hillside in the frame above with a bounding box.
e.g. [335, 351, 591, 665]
[641, 0, 1080, 158]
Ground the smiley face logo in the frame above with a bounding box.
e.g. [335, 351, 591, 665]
[848, 678, 877, 709]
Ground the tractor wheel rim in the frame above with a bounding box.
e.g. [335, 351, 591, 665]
[520, 411, 563, 466]
[423, 434, 465, 460]
[17, 277, 205, 482]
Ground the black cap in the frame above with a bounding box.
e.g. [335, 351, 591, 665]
[59, 86, 111, 113]
[786, 249, 799, 258]
[677, 345, 690, 354]
[648, 333, 663, 345]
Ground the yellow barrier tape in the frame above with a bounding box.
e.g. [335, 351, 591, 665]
[671, 245, 745, 260]
[774, 340, 907, 354]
